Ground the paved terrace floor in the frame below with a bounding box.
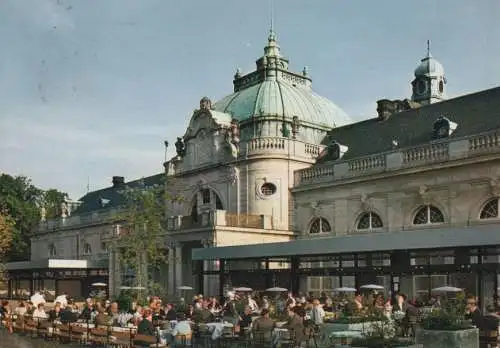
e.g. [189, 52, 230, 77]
[0, 330, 78, 348]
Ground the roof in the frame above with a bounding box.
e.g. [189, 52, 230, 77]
[212, 32, 352, 129]
[73, 173, 164, 215]
[213, 79, 352, 128]
[321, 86, 500, 160]
[191, 224, 500, 260]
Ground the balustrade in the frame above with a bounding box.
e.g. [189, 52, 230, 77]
[245, 137, 324, 159]
[295, 130, 500, 187]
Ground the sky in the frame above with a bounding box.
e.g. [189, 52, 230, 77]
[0, 0, 499, 199]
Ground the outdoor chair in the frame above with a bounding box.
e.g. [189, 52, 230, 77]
[305, 324, 320, 348]
[251, 331, 273, 348]
[133, 333, 166, 348]
[479, 329, 498, 348]
[194, 323, 213, 348]
[219, 326, 238, 348]
[109, 327, 134, 347]
[24, 317, 38, 337]
[69, 324, 89, 343]
[55, 322, 71, 343]
[90, 326, 110, 345]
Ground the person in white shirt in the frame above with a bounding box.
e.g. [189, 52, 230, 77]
[14, 301, 27, 316]
[247, 294, 259, 313]
[54, 293, 68, 308]
[311, 299, 325, 325]
[30, 292, 46, 308]
[33, 303, 48, 320]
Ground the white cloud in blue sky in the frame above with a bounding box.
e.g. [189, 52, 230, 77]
[1, 0, 499, 198]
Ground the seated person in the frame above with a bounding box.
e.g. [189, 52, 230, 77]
[165, 303, 177, 321]
[194, 302, 214, 323]
[239, 306, 253, 330]
[48, 302, 62, 322]
[94, 304, 109, 327]
[135, 309, 157, 348]
[252, 308, 275, 342]
[285, 306, 305, 345]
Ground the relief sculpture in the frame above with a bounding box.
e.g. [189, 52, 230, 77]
[175, 137, 185, 158]
[226, 119, 240, 159]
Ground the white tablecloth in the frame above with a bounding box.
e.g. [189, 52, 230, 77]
[205, 322, 234, 340]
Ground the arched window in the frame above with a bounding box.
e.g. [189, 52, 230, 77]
[480, 198, 499, 219]
[413, 205, 444, 225]
[83, 242, 92, 255]
[309, 218, 332, 234]
[190, 188, 224, 221]
[357, 212, 383, 230]
[48, 243, 56, 257]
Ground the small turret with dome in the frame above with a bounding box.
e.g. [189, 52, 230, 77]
[411, 40, 447, 105]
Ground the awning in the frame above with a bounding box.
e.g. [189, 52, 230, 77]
[5, 259, 106, 271]
[192, 224, 500, 260]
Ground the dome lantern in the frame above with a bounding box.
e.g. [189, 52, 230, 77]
[411, 40, 447, 106]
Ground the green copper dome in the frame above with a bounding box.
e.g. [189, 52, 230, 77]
[212, 32, 352, 129]
[213, 79, 351, 128]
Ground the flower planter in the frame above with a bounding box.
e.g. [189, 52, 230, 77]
[325, 321, 383, 332]
[415, 328, 479, 348]
[351, 345, 422, 348]
[320, 321, 383, 347]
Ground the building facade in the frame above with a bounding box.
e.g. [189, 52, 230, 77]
[6, 31, 499, 305]
[192, 45, 500, 308]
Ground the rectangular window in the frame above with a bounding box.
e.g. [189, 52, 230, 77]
[202, 189, 211, 204]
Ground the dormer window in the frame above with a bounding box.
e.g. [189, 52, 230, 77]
[433, 116, 457, 139]
[317, 140, 349, 163]
[322, 140, 348, 161]
[98, 198, 111, 207]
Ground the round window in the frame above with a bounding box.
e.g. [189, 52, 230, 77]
[260, 183, 277, 196]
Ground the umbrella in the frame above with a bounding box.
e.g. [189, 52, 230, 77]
[234, 287, 253, 292]
[333, 287, 357, 292]
[177, 286, 194, 290]
[431, 286, 463, 293]
[266, 287, 288, 292]
[91, 282, 107, 287]
[360, 284, 385, 290]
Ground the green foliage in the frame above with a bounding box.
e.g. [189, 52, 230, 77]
[421, 293, 473, 331]
[43, 189, 69, 219]
[115, 290, 135, 311]
[115, 180, 173, 301]
[0, 173, 68, 261]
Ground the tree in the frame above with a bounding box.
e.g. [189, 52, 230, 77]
[0, 211, 14, 291]
[43, 189, 69, 219]
[0, 211, 14, 260]
[0, 173, 69, 261]
[114, 180, 172, 301]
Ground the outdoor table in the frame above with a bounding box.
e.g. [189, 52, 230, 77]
[205, 322, 234, 340]
[330, 330, 362, 346]
[272, 327, 288, 345]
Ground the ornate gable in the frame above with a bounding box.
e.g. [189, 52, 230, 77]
[174, 97, 241, 171]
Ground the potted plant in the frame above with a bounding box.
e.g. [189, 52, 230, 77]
[350, 318, 422, 347]
[416, 293, 478, 348]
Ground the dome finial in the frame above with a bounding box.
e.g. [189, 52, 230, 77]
[426, 39, 432, 58]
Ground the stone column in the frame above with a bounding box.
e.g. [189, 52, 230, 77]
[108, 248, 121, 298]
[166, 242, 176, 297]
[201, 238, 215, 296]
[175, 243, 183, 294]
